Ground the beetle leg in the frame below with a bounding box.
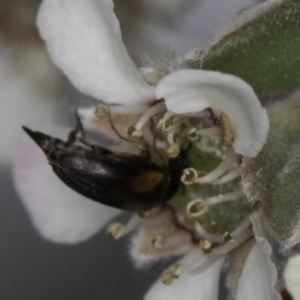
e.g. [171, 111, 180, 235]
[69, 110, 112, 154]
[107, 109, 132, 143]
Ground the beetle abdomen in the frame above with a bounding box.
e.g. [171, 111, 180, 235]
[51, 152, 170, 211]
[23, 126, 189, 212]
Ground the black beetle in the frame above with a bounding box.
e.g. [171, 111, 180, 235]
[22, 126, 189, 212]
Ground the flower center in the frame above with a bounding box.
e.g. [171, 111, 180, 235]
[101, 101, 254, 284]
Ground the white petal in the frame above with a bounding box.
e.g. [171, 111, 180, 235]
[0, 44, 61, 166]
[13, 126, 121, 244]
[284, 255, 300, 300]
[157, 70, 269, 157]
[37, 0, 154, 105]
[236, 210, 281, 300]
[235, 244, 281, 300]
[144, 255, 224, 300]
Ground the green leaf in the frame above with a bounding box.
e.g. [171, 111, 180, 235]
[265, 144, 300, 248]
[268, 90, 300, 142]
[189, 0, 300, 97]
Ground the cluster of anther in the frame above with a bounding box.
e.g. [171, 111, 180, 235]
[97, 102, 253, 285]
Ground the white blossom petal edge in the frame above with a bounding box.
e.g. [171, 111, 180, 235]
[284, 255, 300, 300]
[14, 126, 121, 244]
[235, 211, 281, 300]
[37, 0, 155, 105]
[157, 70, 269, 157]
[144, 256, 224, 300]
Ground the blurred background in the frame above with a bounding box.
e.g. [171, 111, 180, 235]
[0, 0, 262, 299]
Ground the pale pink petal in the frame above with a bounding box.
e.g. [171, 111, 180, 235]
[144, 255, 224, 300]
[37, 0, 155, 105]
[157, 70, 269, 157]
[14, 126, 121, 244]
[130, 208, 192, 267]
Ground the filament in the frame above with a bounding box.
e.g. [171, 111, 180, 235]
[194, 148, 238, 184]
[135, 102, 166, 130]
[210, 169, 241, 185]
[204, 191, 244, 206]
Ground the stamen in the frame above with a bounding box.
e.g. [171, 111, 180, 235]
[163, 111, 175, 120]
[171, 263, 185, 278]
[106, 222, 124, 239]
[198, 126, 222, 137]
[212, 228, 253, 256]
[161, 264, 185, 285]
[135, 102, 166, 130]
[222, 231, 234, 243]
[157, 117, 174, 132]
[106, 215, 140, 239]
[166, 143, 180, 158]
[210, 169, 241, 185]
[158, 235, 191, 253]
[230, 216, 252, 238]
[161, 270, 174, 285]
[152, 235, 164, 249]
[167, 127, 176, 145]
[195, 222, 223, 243]
[140, 210, 154, 218]
[186, 200, 208, 217]
[94, 104, 110, 118]
[220, 113, 234, 145]
[143, 125, 167, 149]
[204, 191, 244, 206]
[181, 168, 198, 185]
[194, 148, 238, 184]
[123, 214, 141, 235]
[127, 126, 143, 139]
[200, 239, 213, 254]
[187, 128, 199, 141]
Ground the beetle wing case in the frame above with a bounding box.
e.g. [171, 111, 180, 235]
[22, 127, 188, 212]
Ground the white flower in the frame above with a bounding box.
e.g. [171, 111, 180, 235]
[37, 0, 269, 157]
[14, 0, 275, 299]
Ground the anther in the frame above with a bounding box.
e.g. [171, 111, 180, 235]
[152, 235, 164, 249]
[181, 168, 198, 185]
[106, 222, 124, 239]
[171, 264, 185, 279]
[186, 199, 208, 217]
[222, 231, 234, 243]
[94, 104, 110, 119]
[212, 228, 253, 256]
[127, 126, 143, 139]
[220, 113, 234, 145]
[166, 143, 180, 158]
[141, 210, 153, 218]
[161, 270, 174, 285]
[200, 239, 213, 254]
[188, 128, 199, 141]
[157, 118, 174, 132]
